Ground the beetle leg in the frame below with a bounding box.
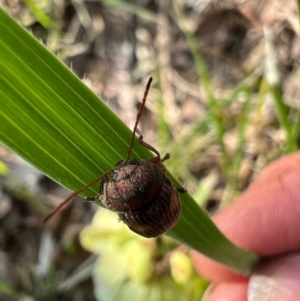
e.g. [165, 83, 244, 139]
[176, 187, 186, 193]
[84, 196, 99, 201]
[161, 153, 170, 162]
[138, 134, 161, 159]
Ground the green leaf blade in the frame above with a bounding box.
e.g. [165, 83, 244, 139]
[0, 8, 260, 274]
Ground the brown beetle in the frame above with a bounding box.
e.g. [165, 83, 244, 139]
[44, 77, 183, 237]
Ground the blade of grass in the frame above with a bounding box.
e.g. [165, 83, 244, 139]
[193, 172, 219, 207]
[269, 84, 297, 152]
[0, 281, 17, 298]
[264, 26, 298, 152]
[222, 87, 252, 207]
[173, 0, 231, 177]
[0, 8, 260, 274]
[169, 76, 260, 175]
[173, 78, 259, 149]
[297, 0, 300, 26]
[23, 0, 54, 29]
[0, 161, 8, 175]
[291, 108, 300, 145]
[100, 0, 158, 23]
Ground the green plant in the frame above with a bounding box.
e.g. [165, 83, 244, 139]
[0, 8, 259, 274]
[81, 210, 210, 301]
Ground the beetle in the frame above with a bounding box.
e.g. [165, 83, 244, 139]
[43, 77, 183, 237]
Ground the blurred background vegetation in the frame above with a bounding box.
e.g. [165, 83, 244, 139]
[0, 0, 300, 300]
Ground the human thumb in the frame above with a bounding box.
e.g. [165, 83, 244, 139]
[249, 253, 300, 301]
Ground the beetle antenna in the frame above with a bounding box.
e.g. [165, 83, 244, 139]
[43, 170, 112, 223]
[126, 77, 153, 161]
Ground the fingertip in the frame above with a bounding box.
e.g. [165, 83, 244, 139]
[249, 253, 300, 301]
[191, 251, 247, 282]
[202, 280, 248, 301]
[192, 153, 300, 282]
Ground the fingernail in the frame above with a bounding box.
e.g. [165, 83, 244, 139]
[201, 283, 215, 301]
[249, 254, 300, 301]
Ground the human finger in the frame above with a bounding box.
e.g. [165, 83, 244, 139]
[193, 152, 300, 281]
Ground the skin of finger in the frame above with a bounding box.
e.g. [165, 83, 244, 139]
[192, 152, 300, 281]
[248, 254, 300, 301]
[202, 280, 248, 301]
[200, 254, 300, 301]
